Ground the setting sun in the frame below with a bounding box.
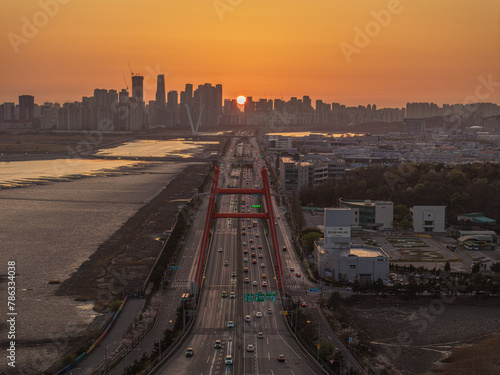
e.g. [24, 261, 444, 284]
[237, 96, 246, 105]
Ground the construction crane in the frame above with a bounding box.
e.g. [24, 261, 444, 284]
[123, 75, 129, 90]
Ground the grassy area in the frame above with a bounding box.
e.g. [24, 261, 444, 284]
[399, 249, 445, 259]
[387, 237, 429, 247]
[432, 334, 500, 375]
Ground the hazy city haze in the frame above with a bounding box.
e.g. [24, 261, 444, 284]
[1, 0, 499, 106]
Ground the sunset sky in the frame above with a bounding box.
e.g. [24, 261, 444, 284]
[1, 0, 499, 107]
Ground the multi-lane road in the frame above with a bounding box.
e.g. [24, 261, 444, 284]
[154, 141, 324, 374]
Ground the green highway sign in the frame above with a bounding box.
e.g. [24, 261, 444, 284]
[265, 292, 276, 301]
[255, 292, 265, 302]
[252, 205, 260, 208]
[244, 294, 254, 302]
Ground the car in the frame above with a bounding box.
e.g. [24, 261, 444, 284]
[262, 281, 267, 287]
[224, 261, 229, 266]
[230, 292, 235, 298]
[301, 301, 307, 307]
[231, 272, 237, 277]
[252, 259, 257, 264]
[242, 232, 246, 236]
[346, 286, 353, 291]
[249, 239, 254, 243]
[222, 291, 227, 298]
[228, 321, 234, 328]
[252, 281, 258, 286]
[278, 354, 285, 362]
[185, 348, 194, 357]
[225, 355, 233, 365]
[243, 267, 249, 273]
[251, 253, 256, 258]
[243, 242, 247, 246]
[243, 249, 248, 254]
[262, 274, 267, 278]
[258, 332, 264, 338]
[255, 233, 260, 237]
[290, 267, 295, 272]
[251, 245, 255, 250]
[214, 340, 222, 349]
[268, 308, 272, 314]
[247, 344, 255, 352]
[245, 315, 251, 322]
[244, 257, 248, 262]
[258, 245, 262, 249]
[260, 263, 265, 268]
[282, 246, 287, 251]
[256, 311, 263, 318]
[219, 248, 223, 252]
[248, 225, 251, 228]
[258, 253, 263, 258]
[244, 277, 249, 283]
[295, 273, 301, 278]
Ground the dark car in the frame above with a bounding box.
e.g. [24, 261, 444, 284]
[278, 354, 285, 362]
[186, 348, 194, 357]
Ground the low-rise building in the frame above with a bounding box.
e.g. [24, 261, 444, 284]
[339, 199, 393, 230]
[313, 208, 389, 282]
[411, 206, 446, 232]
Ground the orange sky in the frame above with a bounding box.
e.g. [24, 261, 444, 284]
[1, 0, 499, 107]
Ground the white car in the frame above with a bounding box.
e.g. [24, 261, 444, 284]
[252, 281, 258, 286]
[219, 248, 223, 252]
[247, 344, 255, 352]
[230, 292, 235, 299]
[256, 312, 263, 318]
[228, 321, 234, 328]
[245, 315, 251, 322]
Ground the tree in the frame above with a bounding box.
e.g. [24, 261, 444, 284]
[471, 263, 480, 274]
[394, 204, 409, 220]
[400, 219, 412, 233]
[444, 262, 451, 272]
[302, 232, 323, 254]
[490, 262, 500, 273]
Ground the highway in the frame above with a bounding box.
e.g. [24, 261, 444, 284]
[154, 141, 324, 374]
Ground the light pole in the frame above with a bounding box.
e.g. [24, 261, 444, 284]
[307, 320, 321, 363]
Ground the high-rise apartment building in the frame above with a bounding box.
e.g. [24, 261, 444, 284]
[193, 83, 222, 128]
[131, 75, 144, 103]
[19, 95, 34, 121]
[156, 74, 166, 106]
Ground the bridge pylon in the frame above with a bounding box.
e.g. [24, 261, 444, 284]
[195, 166, 284, 293]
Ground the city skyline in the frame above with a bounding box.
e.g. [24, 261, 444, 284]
[1, 0, 499, 107]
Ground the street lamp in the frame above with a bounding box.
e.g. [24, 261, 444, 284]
[307, 320, 321, 363]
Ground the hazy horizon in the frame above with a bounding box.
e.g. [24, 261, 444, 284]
[1, 0, 499, 107]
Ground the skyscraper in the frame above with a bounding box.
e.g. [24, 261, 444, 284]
[19, 95, 34, 121]
[156, 74, 166, 106]
[132, 75, 144, 103]
[193, 83, 223, 128]
[180, 83, 193, 128]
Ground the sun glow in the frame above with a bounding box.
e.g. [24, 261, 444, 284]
[237, 96, 246, 105]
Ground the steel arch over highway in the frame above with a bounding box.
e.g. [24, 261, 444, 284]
[195, 165, 285, 292]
